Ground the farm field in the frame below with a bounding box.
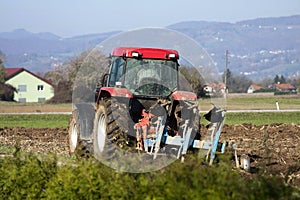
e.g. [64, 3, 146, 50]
[199, 94, 300, 110]
[1, 94, 299, 113]
[0, 96, 299, 198]
[0, 101, 72, 113]
[0, 122, 299, 199]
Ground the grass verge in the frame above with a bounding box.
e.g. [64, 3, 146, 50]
[201, 111, 300, 126]
[199, 95, 300, 110]
[0, 114, 70, 128]
[0, 112, 299, 128]
[223, 112, 300, 125]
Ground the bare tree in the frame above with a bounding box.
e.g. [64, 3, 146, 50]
[46, 49, 108, 103]
[0, 50, 6, 84]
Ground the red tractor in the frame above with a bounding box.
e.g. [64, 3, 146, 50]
[69, 47, 225, 163]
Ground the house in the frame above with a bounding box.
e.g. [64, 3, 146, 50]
[203, 82, 226, 96]
[276, 83, 296, 92]
[247, 84, 262, 93]
[5, 68, 54, 102]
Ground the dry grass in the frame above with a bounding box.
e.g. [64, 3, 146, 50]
[0, 101, 72, 113]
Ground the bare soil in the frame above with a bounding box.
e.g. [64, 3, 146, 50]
[0, 127, 69, 155]
[219, 123, 300, 187]
[0, 124, 299, 187]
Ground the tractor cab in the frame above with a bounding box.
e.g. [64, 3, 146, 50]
[106, 47, 179, 97]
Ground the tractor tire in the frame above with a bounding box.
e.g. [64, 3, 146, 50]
[68, 112, 91, 157]
[93, 98, 133, 161]
[69, 112, 80, 155]
[68, 103, 95, 157]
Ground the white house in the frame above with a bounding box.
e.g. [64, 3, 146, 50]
[247, 84, 262, 93]
[5, 68, 54, 102]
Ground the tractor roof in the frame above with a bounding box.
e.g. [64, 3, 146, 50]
[111, 47, 179, 60]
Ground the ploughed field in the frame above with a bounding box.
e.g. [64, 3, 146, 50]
[220, 123, 300, 187]
[0, 127, 69, 155]
[0, 123, 299, 187]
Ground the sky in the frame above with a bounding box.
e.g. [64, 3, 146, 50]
[1, 0, 300, 38]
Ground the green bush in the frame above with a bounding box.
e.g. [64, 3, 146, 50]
[0, 152, 58, 199]
[0, 152, 299, 200]
[274, 91, 297, 95]
[253, 88, 276, 93]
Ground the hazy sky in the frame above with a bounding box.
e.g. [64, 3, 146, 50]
[1, 0, 300, 37]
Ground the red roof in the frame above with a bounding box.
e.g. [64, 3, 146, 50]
[5, 68, 53, 85]
[111, 47, 179, 60]
[250, 84, 262, 90]
[5, 68, 23, 79]
[276, 83, 296, 90]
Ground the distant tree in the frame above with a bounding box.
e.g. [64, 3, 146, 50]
[273, 74, 287, 84]
[228, 75, 253, 93]
[274, 75, 280, 84]
[298, 78, 300, 93]
[0, 83, 16, 101]
[44, 70, 65, 86]
[0, 66, 5, 83]
[288, 78, 298, 88]
[0, 50, 6, 83]
[0, 50, 16, 101]
[46, 49, 108, 103]
[258, 77, 274, 88]
[222, 68, 233, 92]
[47, 80, 72, 103]
[179, 66, 205, 97]
[280, 75, 286, 84]
[223, 68, 232, 84]
[222, 69, 253, 93]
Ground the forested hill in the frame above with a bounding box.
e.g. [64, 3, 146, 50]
[168, 15, 300, 80]
[1, 15, 300, 80]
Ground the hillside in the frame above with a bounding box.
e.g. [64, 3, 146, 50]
[0, 15, 300, 80]
[0, 29, 120, 72]
[167, 15, 300, 79]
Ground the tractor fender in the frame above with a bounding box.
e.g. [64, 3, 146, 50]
[97, 87, 133, 100]
[171, 91, 197, 101]
[96, 87, 133, 107]
[73, 102, 95, 139]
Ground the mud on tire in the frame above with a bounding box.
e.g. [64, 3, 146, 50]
[68, 111, 91, 157]
[68, 103, 95, 157]
[93, 98, 135, 161]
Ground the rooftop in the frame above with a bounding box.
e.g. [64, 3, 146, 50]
[5, 68, 53, 85]
[276, 83, 296, 90]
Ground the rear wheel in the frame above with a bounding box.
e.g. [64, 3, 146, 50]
[93, 98, 133, 161]
[68, 112, 91, 157]
[69, 114, 79, 154]
[68, 103, 94, 157]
